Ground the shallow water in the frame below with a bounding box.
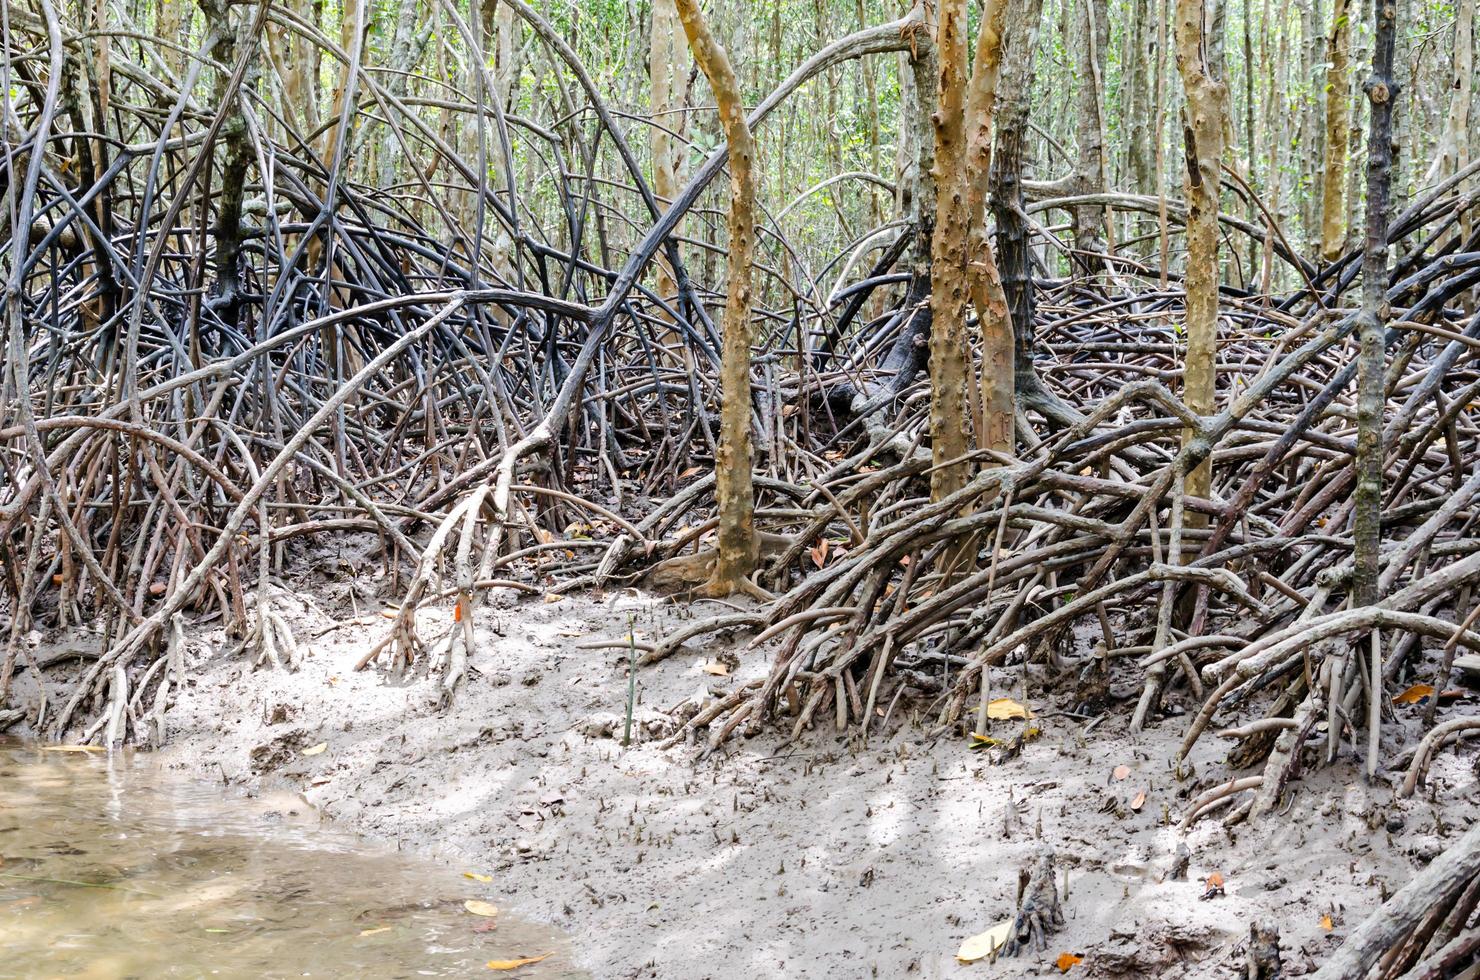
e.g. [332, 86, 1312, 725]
[0, 741, 579, 979]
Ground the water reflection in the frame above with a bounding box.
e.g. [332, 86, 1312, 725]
[0, 742, 578, 979]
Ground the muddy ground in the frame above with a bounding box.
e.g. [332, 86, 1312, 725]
[10, 551, 1478, 979]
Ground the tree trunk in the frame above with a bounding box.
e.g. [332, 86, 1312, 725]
[1354, 0, 1398, 609]
[928, 0, 973, 501]
[1174, 0, 1226, 516]
[991, 0, 1046, 384]
[1319, 0, 1352, 261]
[1070, 0, 1111, 274]
[964, 0, 1014, 455]
[673, 0, 758, 596]
[651, 0, 687, 315]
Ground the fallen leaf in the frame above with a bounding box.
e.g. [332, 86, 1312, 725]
[464, 872, 494, 883]
[1057, 952, 1084, 972]
[486, 953, 551, 970]
[810, 539, 830, 568]
[985, 698, 1033, 720]
[1319, 914, 1333, 931]
[301, 743, 328, 757]
[1112, 765, 1131, 781]
[1392, 683, 1435, 705]
[956, 920, 1012, 962]
[51, 574, 63, 586]
[701, 661, 731, 676]
[1205, 871, 1224, 888]
[380, 608, 399, 620]
[464, 900, 500, 917]
[677, 466, 703, 480]
[359, 926, 391, 937]
[1130, 790, 1147, 811]
[41, 744, 103, 753]
[148, 581, 167, 597]
[543, 593, 565, 604]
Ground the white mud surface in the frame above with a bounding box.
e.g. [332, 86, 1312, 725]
[20, 561, 1477, 979]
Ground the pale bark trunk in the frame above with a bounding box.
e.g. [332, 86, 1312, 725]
[1319, 0, 1352, 261]
[673, 0, 758, 595]
[651, 0, 686, 313]
[1070, 0, 1111, 273]
[1174, 0, 1227, 514]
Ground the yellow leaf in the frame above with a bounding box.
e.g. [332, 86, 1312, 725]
[359, 926, 391, 937]
[1319, 914, 1333, 931]
[1057, 952, 1084, 972]
[1392, 683, 1435, 705]
[464, 872, 494, 883]
[543, 593, 565, 604]
[301, 743, 328, 756]
[486, 953, 551, 970]
[41, 744, 103, 753]
[464, 900, 500, 917]
[957, 920, 1012, 962]
[985, 698, 1033, 720]
[380, 608, 400, 620]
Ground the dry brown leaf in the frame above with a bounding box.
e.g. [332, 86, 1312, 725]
[1056, 952, 1084, 972]
[464, 900, 500, 917]
[1205, 871, 1224, 888]
[985, 698, 1032, 720]
[1319, 914, 1333, 931]
[1392, 683, 1435, 705]
[1130, 790, 1147, 811]
[701, 662, 731, 676]
[486, 953, 551, 970]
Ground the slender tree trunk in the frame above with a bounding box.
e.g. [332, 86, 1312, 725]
[198, 0, 258, 326]
[1174, 0, 1226, 516]
[651, 0, 686, 313]
[1320, 0, 1352, 261]
[1070, 0, 1111, 274]
[672, 0, 759, 595]
[965, 0, 1013, 455]
[1355, 0, 1398, 608]
[992, 0, 1048, 407]
[1426, 0, 1472, 241]
[928, 0, 973, 501]
[1127, 0, 1155, 198]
